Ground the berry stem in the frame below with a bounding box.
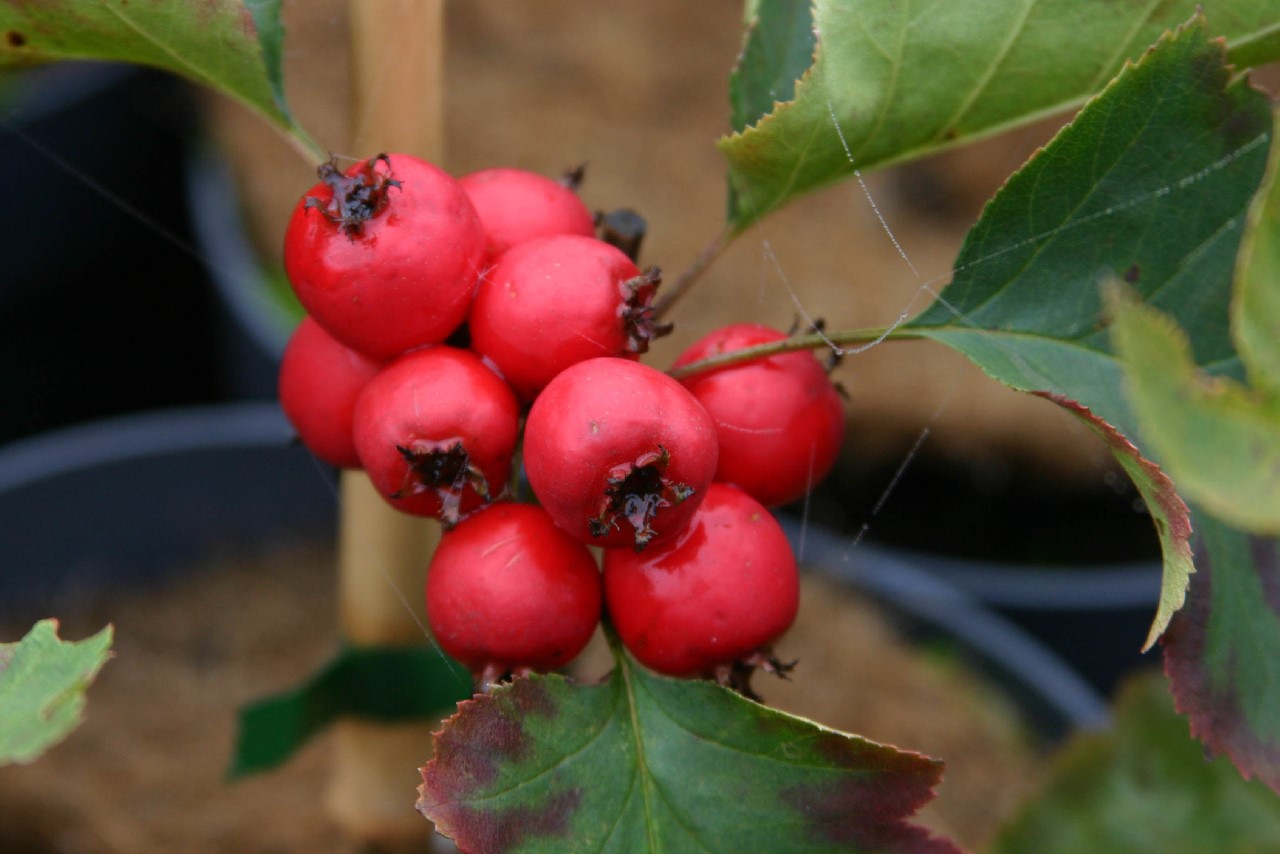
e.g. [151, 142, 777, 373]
[667, 325, 923, 380]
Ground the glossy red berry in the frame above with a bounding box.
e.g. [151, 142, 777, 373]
[524, 357, 718, 550]
[458, 167, 596, 261]
[352, 346, 519, 524]
[426, 502, 602, 681]
[603, 483, 799, 677]
[468, 234, 669, 402]
[283, 153, 485, 360]
[278, 316, 382, 469]
[672, 323, 845, 507]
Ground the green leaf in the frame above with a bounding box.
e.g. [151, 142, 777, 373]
[719, 1, 1280, 230]
[991, 672, 1280, 853]
[418, 658, 957, 853]
[728, 0, 815, 134]
[1234, 108, 1280, 394]
[1162, 512, 1280, 794]
[0, 0, 322, 161]
[228, 643, 472, 779]
[1028, 393, 1194, 651]
[899, 20, 1273, 646]
[1110, 288, 1280, 535]
[0, 620, 113, 766]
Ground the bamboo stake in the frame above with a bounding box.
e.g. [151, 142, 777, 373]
[326, 1, 448, 849]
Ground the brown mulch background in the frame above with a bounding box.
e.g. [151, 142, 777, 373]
[1, 539, 1045, 853]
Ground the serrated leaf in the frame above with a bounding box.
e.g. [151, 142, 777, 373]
[1110, 288, 1280, 535]
[1234, 108, 1280, 394]
[1162, 511, 1280, 794]
[991, 671, 1280, 853]
[898, 20, 1273, 647]
[0, 620, 112, 766]
[728, 0, 815, 134]
[0, 0, 322, 160]
[719, 1, 1280, 230]
[228, 643, 472, 779]
[1029, 393, 1194, 651]
[418, 659, 957, 854]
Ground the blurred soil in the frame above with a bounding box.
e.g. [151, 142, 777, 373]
[0, 542, 1043, 853]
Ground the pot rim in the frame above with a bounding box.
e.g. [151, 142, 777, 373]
[782, 517, 1111, 734]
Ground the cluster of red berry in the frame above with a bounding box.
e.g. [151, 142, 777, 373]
[277, 153, 845, 690]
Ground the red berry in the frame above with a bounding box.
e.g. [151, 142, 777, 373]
[458, 167, 596, 261]
[278, 316, 382, 469]
[524, 357, 718, 550]
[283, 153, 485, 360]
[469, 234, 668, 402]
[352, 346, 520, 524]
[672, 324, 845, 507]
[603, 483, 799, 677]
[426, 502, 602, 680]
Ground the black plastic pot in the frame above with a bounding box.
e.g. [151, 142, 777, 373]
[881, 546, 1162, 698]
[803, 458, 1165, 697]
[0, 63, 221, 442]
[185, 146, 299, 401]
[0, 404, 335, 620]
[781, 519, 1110, 740]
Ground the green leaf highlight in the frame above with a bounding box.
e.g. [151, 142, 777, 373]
[1110, 288, 1280, 536]
[228, 643, 472, 779]
[1234, 108, 1280, 394]
[0, 620, 113, 766]
[418, 659, 957, 853]
[719, 0, 1280, 230]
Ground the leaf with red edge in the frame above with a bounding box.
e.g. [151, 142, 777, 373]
[900, 19, 1273, 647]
[1033, 393, 1193, 650]
[1163, 510, 1280, 794]
[418, 654, 956, 853]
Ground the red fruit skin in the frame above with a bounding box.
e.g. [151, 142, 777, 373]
[458, 167, 596, 261]
[283, 153, 485, 360]
[426, 502, 602, 674]
[469, 234, 654, 402]
[278, 316, 382, 469]
[524, 357, 718, 550]
[672, 323, 845, 507]
[352, 346, 520, 520]
[603, 483, 799, 677]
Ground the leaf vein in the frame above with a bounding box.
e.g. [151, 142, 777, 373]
[936, 0, 1037, 139]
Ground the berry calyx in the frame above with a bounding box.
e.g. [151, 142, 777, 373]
[391, 439, 493, 523]
[468, 235, 671, 402]
[284, 152, 485, 360]
[524, 357, 718, 550]
[603, 482, 799, 680]
[588, 446, 694, 550]
[352, 346, 520, 525]
[304, 153, 401, 236]
[618, 267, 672, 354]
